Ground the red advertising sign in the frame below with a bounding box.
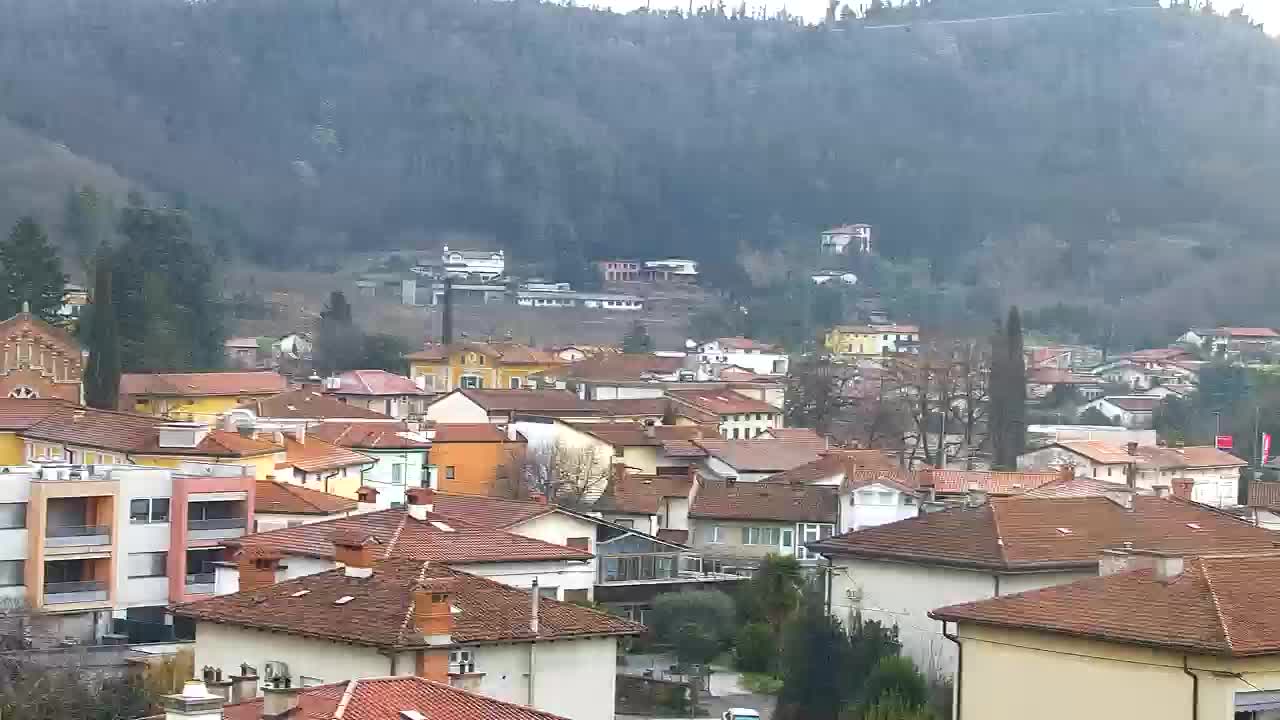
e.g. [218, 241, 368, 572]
[1216, 435, 1233, 450]
[1265, 433, 1273, 465]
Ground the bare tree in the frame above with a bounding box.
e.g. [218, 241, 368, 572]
[883, 338, 991, 468]
[499, 439, 611, 508]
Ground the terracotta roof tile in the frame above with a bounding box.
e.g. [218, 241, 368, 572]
[255, 481, 357, 516]
[231, 508, 592, 564]
[454, 389, 603, 416]
[223, 677, 571, 720]
[596, 474, 694, 515]
[332, 370, 427, 396]
[280, 438, 373, 473]
[589, 398, 671, 417]
[174, 557, 641, 648]
[1056, 442, 1246, 469]
[931, 554, 1280, 657]
[433, 423, 513, 443]
[768, 449, 907, 485]
[309, 422, 431, 450]
[693, 437, 827, 473]
[1248, 481, 1280, 510]
[135, 429, 283, 458]
[1022, 476, 1147, 499]
[666, 389, 779, 416]
[0, 398, 78, 430]
[691, 479, 836, 523]
[660, 439, 707, 458]
[431, 492, 553, 528]
[810, 496, 1279, 571]
[921, 469, 1062, 496]
[653, 425, 706, 441]
[239, 390, 392, 420]
[762, 428, 826, 442]
[570, 422, 661, 447]
[1099, 396, 1161, 412]
[541, 354, 686, 382]
[656, 529, 690, 545]
[119, 371, 287, 398]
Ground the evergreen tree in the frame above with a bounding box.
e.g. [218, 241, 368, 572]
[776, 589, 852, 720]
[320, 290, 353, 324]
[83, 245, 121, 409]
[621, 320, 653, 353]
[314, 290, 364, 373]
[0, 217, 68, 324]
[989, 306, 1026, 469]
[63, 185, 112, 264]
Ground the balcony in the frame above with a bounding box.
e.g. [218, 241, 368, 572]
[45, 524, 110, 547]
[184, 572, 215, 595]
[44, 580, 108, 604]
[186, 517, 247, 541]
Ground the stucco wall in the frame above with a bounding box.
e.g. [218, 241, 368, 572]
[425, 393, 491, 424]
[194, 621, 394, 684]
[690, 518, 796, 561]
[462, 560, 595, 601]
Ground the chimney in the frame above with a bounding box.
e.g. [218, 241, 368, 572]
[413, 581, 454, 646]
[966, 483, 988, 508]
[530, 578, 540, 635]
[229, 665, 259, 704]
[529, 491, 547, 505]
[505, 423, 518, 442]
[406, 487, 435, 520]
[643, 423, 656, 439]
[237, 548, 286, 592]
[1173, 477, 1194, 500]
[355, 486, 380, 513]
[291, 426, 306, 444]
[162, 679, 225, 720]
[201, 667, 232, 702]
[1153, 485, 1171, 499]
[332, 531, 380, 578]
[1099, 548, 1184, 582]
[611, 458, 627, 486]
[261, 679, 302, 719]
[1155, 555, 1185, 582]
[272, 430, 286, 446]
[1057, 464, 1075, 484]
[1127, 441, 1139, 456]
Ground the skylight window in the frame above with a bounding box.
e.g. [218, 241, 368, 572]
[1186, 522, 1202, 530]
[291, 590, 310, 597]
[334, 595, 355, 605]
[1056, 527, 1073, 535]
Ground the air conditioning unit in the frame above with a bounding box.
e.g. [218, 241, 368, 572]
[323, 376, 342, 391]
[264, 661, 290, 684]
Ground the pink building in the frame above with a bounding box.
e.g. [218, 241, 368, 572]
[167, 470, 256, 603]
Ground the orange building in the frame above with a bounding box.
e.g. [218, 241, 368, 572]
[430, 424, 526, 496]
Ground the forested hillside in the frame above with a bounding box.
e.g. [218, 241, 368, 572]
[0, 0, 1276, 324]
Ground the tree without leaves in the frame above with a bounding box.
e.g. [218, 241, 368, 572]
[83, 246, 121, 409]
[0, 217, 67, 324]
[785, 354, 854, 434]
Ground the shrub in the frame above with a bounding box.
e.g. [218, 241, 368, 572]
[734, 622, 777, 673]
[859, 656, 929, 710]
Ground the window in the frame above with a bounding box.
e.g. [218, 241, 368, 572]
[743, 527, 781, 546]
[130, 498, 170, 524]
[299, 676, 324, 688]
[613, 445, 624, 457]
[613, 518, 634, 529]
[564, 589, 590, 603]
[0, 560, 22, 587]
[538, 585, 558, 599]
[566, 537, 590, 551]
[509, 376, 522, 389]
[0, 503, 25, 529]
[449, 649, 475, 674]
[781, 529, 793, 548]
[460, 375, 482, 389]
[127, 552, 167, 578]
[732, 428, 740, 439]
[392, 464, 405, 485]
[445, 466, 456, 480]
[710, 525, 727, 543]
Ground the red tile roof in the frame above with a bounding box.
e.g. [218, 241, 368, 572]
[656, 529, 690, 545]
[768, 449, 906, 485]
[240, 389, 393, 420]
[1022, 476, 1146, 499]
[589, 398, 671, 417]
[406, 342, 564, 365]
[708, 337, 780, 352]
[174, 557, 641, 649]
[1098, 396, 1161, 412]
[570, 421, 661, 447]
[653, 425, 707, 441]
[0, 398, 78, 430]
[231, 508, 592, 564]
[222, 677, 571, 720]
[432, 423, 514, 443]
[1203, 327, 1280, 339]
[543, 354, 686, 382]
[119, 371, 287, 398]
[1248, 481, 1280, 510]
[331, 370, 427, 396]
[691, 479, 837, 523]
[810, 496, 1279, 571]
[761, 427, 826, 442]
[18, 406, 282, 457]
[920, 469, 1062, 496]
[309, 422, 431, 450]
[279, 437, 374, 473]
[431, 492, 553, 528]
[931, 554, 1280, 657]
[693, 437, 828, 473]
[1055, 442, 1246, 469]
[596, 474, 694, 515]
[666, 389, 779, 417]
[255, 481, 357, 516]
[452, 389, 603, 416]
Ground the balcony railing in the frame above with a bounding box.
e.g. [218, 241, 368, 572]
[44, 580, 108, 604]
[188, 518, 247, 531]
[599, 552, 685, 584]
[45, 525, 110, 547]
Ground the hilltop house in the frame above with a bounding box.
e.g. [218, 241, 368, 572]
[824, 324, 920, 357]
[820, 224, 873, 255]
[440, 245, 504, 280]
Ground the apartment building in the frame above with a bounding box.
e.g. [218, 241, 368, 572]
[0, 462, 254, 644]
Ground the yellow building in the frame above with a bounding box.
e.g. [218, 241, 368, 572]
[824, 324, 920, 357]
[931, 552, 1280, 720]
[405, 342, 564, 393]
[119, 371, 288, 422]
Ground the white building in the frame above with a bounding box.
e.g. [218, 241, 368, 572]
[697, 337, 789, 376]
[767, 450, 919, 534]
[177, 552, 642, 720]
[441, 246, 505, 280]
[514, 289, 644, 311]
[642, 258, 699, 281]
[808, 494, 1280, 677]
[1079, 395, 1160, 429]
[820, 223, 873, 255]
[1018, 441, 1245, 508]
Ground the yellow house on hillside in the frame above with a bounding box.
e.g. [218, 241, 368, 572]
[0, 399, 285, 478]
[824, 324, 920, 357]
[405, 342, 564, 393]
[931, 552, 1280, 720]
[119, 371, 289, 422]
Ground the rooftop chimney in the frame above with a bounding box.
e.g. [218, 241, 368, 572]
[1173, 478, 1194, 500]
[966, 484, 988, 508]
[1127, 441, 1139, 456]
[237, 547, 286, 593]
[530, 578, 540, 635]
[611, 458, 627, 486]
[406, 487, 435, 520]
[529, 491, 547, 505]
[1057, 464, 1075, 484]
[643, 423, 656, 439]
[229, 665, 259, 705]
[162, 680, 225, 720]
[505, 423, 518, 442]
[413, 580, 454, 647]
[1153, 485, 1171, 499]
[332, 531, 380, 578]
[355, 486, 380, 514]
[1099, 548, 1184, 582]
[261, 678, 302, 719]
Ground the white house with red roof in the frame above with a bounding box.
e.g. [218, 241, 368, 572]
[696, 337, 789, 376]
[322, 370, 429, 420]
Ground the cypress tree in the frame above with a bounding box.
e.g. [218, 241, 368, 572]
[83, 246, 121, 409]
[990, 306, 1027, 469]
[0, 217, 68, 324]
